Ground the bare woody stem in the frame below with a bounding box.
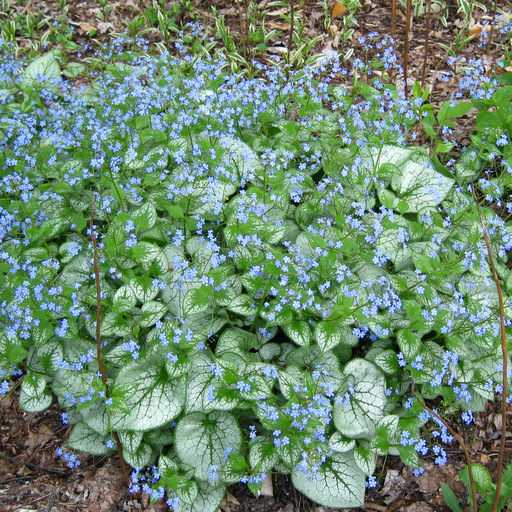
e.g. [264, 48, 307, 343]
[410, 381, 478, 512]
[391, 0, 396, 38]
[421, 0, 432, 89]
[486, 0, 498, 55]
[236, 0, 247, 63]
[90, 195, 132, 490]
[403, 0, 412, 90]
[288, 0, 295, 58]
[471, 184, 508, 512]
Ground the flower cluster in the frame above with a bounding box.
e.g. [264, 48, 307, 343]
[0, 27, 510, 512]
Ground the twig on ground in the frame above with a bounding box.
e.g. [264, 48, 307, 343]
[0, 453, 68, 476]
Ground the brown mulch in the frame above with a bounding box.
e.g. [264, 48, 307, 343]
[2, 0, 512, 510]
[2, 386, 511, 512]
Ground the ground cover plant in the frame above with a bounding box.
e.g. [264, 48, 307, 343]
[1, 5, 512, 511]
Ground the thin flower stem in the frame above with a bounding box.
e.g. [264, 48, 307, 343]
[410, 381, 478, 512]
[90, 195, 132, 491]
[471, 184, 508, 512]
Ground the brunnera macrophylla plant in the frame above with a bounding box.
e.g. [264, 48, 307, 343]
[0, 33, 511, 510]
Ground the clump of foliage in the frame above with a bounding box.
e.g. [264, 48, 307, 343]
[0, 30, 511, 511]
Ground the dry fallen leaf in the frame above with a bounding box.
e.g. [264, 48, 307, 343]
[78, 22, 97, 35]
[332, 1, 347, 18]
[268, 21, 291, 30]
[260, 473, 273, 496]
[97, 21, 115, 34]
[268, 7, 289, 16]
[225, 491, 240, 504]
[25, 424, 54, 451]
[468, 26, 482, 39]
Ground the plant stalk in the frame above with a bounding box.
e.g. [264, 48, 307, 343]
[486, 0, 498, 55]
[471, 184, 508, 512]
[403, 0, 412, 90]
[236, 0, 248, 63]
[90, 195, 132, 491]
[411, 382, 478, 512]
[421, 0, 432, 89]
[288, 0, 295, 57]
[391, 0, 396, 38]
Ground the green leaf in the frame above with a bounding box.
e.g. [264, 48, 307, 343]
[175, 411, 242, 481]
[67, 421, 111, 455]
[421, 112, 436, 138]
[19, 373, 52, 412]
[397, 444, 420, 467]
[164, 204, 185, 219]
[376, 146, 453, 212]
[62, 62, 85, 78]
[436, 140, 455, 153]
[248, 478, 264, 499]
[394, 157, 453, 211]
[59, 253, 91, 286]
[36, 340, 64, 373]
[123, 442, 154, 468]
[492, 86, 512, 107]
[22, 51, 61, 92]
[222, 453, 249, 484]
[464, 464, 495, 494]
[373, 349, 399, 375]
[291, 452, 365, 508]
[376, 415, 401, 440]
[278, 365, 310, 399]
[165, 354, 192, 379]
[227, 294, 257, 316]
[284, 321, 312, 347]
[314, 321, 342, 352]
[132, 242, 168, 273]
[329, 432, 356, 453]
[7, 344, 28, 364]
[249, 437, 278, 472]
[131, 203, 157, 232]
[184, 352, 241, 413]
[276, 440, 302, 468]
[87, 311, 131, 338]
[397, 329, 422, 360]
[333, 359, 387, 439]
[286, 346, 344, 390]
[128, 277, 159, 302]
[438, 100, 472, 123]
[441, 483, 463, 512]
[378, 188, 398, 209]
[475, 110, 503, 130]
[177, 480, 227, 512]
[110, 354, 186, 431]
[354, 443, 376, 475]
[183, 287, 212, 316]
[140, 301, 168, 327]
[216, 328, 261, 356]
[173, 478, 199, 507]
[118, 430, 143, 455]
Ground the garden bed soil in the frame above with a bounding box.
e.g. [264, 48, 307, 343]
[1, 387, 511, 511]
